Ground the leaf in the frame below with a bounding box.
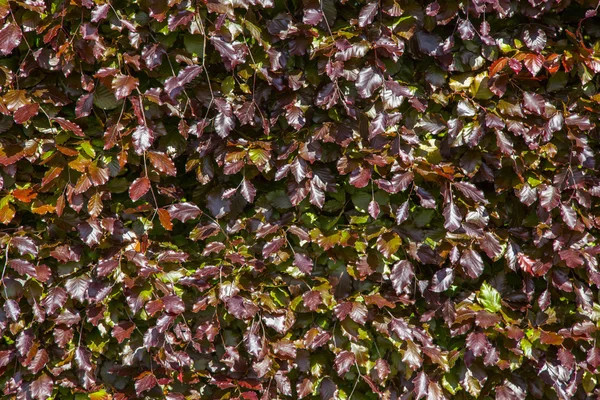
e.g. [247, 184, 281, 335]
[457, 19, 475, 40]
[413, 371, 429, 400]
[91, 4, 109, 22]
[42, 287, 67, 315]
[522, 92, 545, 115]
[112, 321, 135, 343]
[163, 295, 185, 314]
[263, 237, 285, 258]
[358, 2, 378, 28]
[88, 192, 103, 217]
[112, 75, 139, 99]
[294, 253, 313, 274]
[443, 202, 462, 232]
[158, 209, 173, 230]
[75, 346, 92, 371]
[477, 282, 501, 313]
[523, 53, 543, 76]
[226, 296, 259, 320]
[129, 176, 151, 201]
[460, 249, 484, 279]
[13, 103, 39, 124]
[588, 348, 600, 368]
[132, 125, 154, 155]
[539, 184, 560, 211]
[560, 203, 577, 229]
[54, 117, 85, 137]
[396, 200, 409, 225]
[30, 374, 53, 400]
[148, 151, 176, 176]
[489, 57, 508, 77]
[297, 376, 314, 399]
[390, 260, 414, 294]
[135, 371, 157, 396]
[454, 182, 488, 204]
[334, 351, 355, 376]
[356, 66, 383, 98]
[431, 268, 455, 292]
[523, 27, 546, 52]
[12, 236, 38, 257]
[4, 299, 20, 321]
[167, 202, 202, 222]
[303, 290, 322, 311]
[376, 232, 401, 258]
[517, 184, 537, 206]
[565, 113, 593, 130]
[66, 275, 91, 302]
[0, 23, 22, 55]
[368, 199, 380, 219]
[28, 348, 49, 374]
[97, 259, 119, 277]
[9, 259, 36, 276]
[164, 65, 203, 95]
[240, 179, 256, 203]
[466, 332, 490, 357]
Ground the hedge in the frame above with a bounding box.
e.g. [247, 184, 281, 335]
[1, 0, 600, 398]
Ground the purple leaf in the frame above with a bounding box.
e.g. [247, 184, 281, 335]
[391, 260, 414, 295]
[358, 3, 378, 28]
[460, 249, 484, 279]
[167, 202, 202, 222]
[356, 66, 383, 98]
[334, 351, 355, 376]
[132, 125, 154, 155]
[0, 23, 22, 55]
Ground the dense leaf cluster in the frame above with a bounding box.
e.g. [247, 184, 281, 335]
[1, 0, 600, 398]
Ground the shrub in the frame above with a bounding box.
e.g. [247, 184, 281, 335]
[1, 0, 600, 398]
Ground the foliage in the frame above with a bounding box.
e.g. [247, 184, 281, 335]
[1, 0, 600, 398]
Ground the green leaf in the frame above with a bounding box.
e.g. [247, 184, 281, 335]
[477, 282, 502, 313]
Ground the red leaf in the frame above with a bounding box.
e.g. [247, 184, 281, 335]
[522, 92, 545, 115]
[0, 23, 22, 55]
[112, 321, 135, 343]
[9, 259, 36, 276]
[129, 176, 151, 201]
[296, 376, 313, 399]
[523, 53, 544, 76]
[13, 103, 39, 124]
[443, 202, 462, 232]
[132, 125, 154, 154]
[356, 66, 383, 98]
[148, 151, 177, 176]
[391, 260, 414, 295]
[293, 253, 313, 274]
[466, 332, 490, 357]
[460, 249, 484, 279]
[334, 351, 355, 376]
[54, 117, 85, 137]
[28, 348, 49, 374]
[30, 374, 53, 400]
[135, 371, 158, 396]
[4, 299, 20, 321]
[358, 2, 378, 28]
[523, 27, 546, 53]
[167, 202, 202, 222]
[240, 179, 256, 203]
[396, 200, 409, 225]
[368, 199, 380, 219]
[12, 236, 38, 257]
[112, 74, 139, 99]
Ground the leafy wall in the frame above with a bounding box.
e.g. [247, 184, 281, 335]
[1, 0, 600, 398]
